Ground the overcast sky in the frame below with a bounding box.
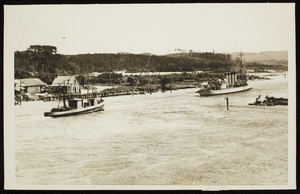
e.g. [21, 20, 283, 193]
[4, 3, 295, 55]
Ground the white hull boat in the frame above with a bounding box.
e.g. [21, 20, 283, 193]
[199, 85, 252, 96]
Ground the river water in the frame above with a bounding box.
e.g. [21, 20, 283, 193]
[15, 73, 288, 186]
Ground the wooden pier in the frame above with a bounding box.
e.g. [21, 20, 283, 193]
[15, 88, 159, 104]
[43, 89, 145, 101]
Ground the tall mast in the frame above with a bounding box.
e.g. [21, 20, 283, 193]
[146, 55, 152, 94]
[139, 57, 142, 77]
[240, 50, 243, 79]
[63, 80, 66, 108]
[240, 50, 243, 69]
[87, 73, 89, 96]
[109, 64, 112, 86]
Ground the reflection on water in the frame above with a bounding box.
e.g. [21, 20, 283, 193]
[15, 74, 288, 185]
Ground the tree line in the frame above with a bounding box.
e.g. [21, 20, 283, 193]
[14, 45, 286, 85]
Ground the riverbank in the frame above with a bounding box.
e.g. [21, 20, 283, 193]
[14, 76, 288, 186]
[15, 71, 286, 104]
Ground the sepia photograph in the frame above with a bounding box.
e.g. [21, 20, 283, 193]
[4, 3, 296, 190]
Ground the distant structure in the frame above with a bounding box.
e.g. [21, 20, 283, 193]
[114, 70, 126, 76]
[175, 48, 187, 54]
[117, 52, 130, 55]
[50, 76, 80, 94]
[89, 72, 102, 77]
[15, 78, 46, 93]
[27, 45, 57, 54]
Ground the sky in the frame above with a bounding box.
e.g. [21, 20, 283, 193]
[4, 3, 295, 55]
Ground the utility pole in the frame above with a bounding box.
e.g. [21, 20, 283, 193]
[19, 80, 22, 106]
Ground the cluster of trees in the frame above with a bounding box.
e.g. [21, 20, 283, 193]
[243, 62, 288, 72]
[85, 73, 123, 85]
[167, 52, 233, 63]
[15, 48, 65, 84]
[15, 45, 240, 84]
[16, 45, 286, 85]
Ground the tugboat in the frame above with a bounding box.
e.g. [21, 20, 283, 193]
[44, 84, 104, 117]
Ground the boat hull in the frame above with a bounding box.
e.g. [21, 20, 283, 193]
[199, 85, 252, 96]
[44, 103, 104, 117]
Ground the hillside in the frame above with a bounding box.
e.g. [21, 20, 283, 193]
[14, 46, 288, 84]
[229, 51, 288, 65]
[165, 52, 233, 63]
[14, 47, 238, 84]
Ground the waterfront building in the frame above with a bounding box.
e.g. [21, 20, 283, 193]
[27, 45, 57, 54]
[50, 76, 80, 94]
[15, 78, 46, 94]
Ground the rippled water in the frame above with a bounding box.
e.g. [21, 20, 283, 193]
[15, 74, 288, 185]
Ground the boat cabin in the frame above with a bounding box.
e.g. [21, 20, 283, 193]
[68, 98, 98, 109]
[69, 99, 83, 109]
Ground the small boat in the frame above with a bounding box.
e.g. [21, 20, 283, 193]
[44, 97, 104, 117]
[44, 79, 104, 117]
[249, 95, 288, 106]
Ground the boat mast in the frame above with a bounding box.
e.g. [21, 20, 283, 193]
[146, 55, 152, 94]
[240, 50, 244, 80]
[109, 64, 112, 87]
[240, 50, 243, 73]
[62, 80, 66, 108]
[139, 57, 142, 77]
[240, 50, 243, 67]
[87, 72, 89, 96]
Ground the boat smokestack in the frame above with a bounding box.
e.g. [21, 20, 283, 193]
[225, 73, 229, 86]
[234, 73, 237, 84]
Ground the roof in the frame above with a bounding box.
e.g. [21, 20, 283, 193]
[51, 76, 77, 86]
[19, 78, 46, 87]
[14, 80, 20, 85]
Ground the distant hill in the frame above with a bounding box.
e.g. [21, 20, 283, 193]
[15, 46, 288, 84]
[165, 52, 233, 64]
[229, 51, 288, 64]
[139, 52, 155, 56]
[15, 49, 237, 84]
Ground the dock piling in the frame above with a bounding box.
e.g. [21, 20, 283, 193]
[225, 97, 229, 110]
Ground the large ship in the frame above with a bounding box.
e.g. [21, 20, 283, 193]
[198, 72, 252, 96]
[198, 52, 252, 97]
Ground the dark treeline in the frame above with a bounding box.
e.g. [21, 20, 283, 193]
[15, 45, 286, 85]
[14, 46, 239, 84]
[166, 52, 233, 63]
